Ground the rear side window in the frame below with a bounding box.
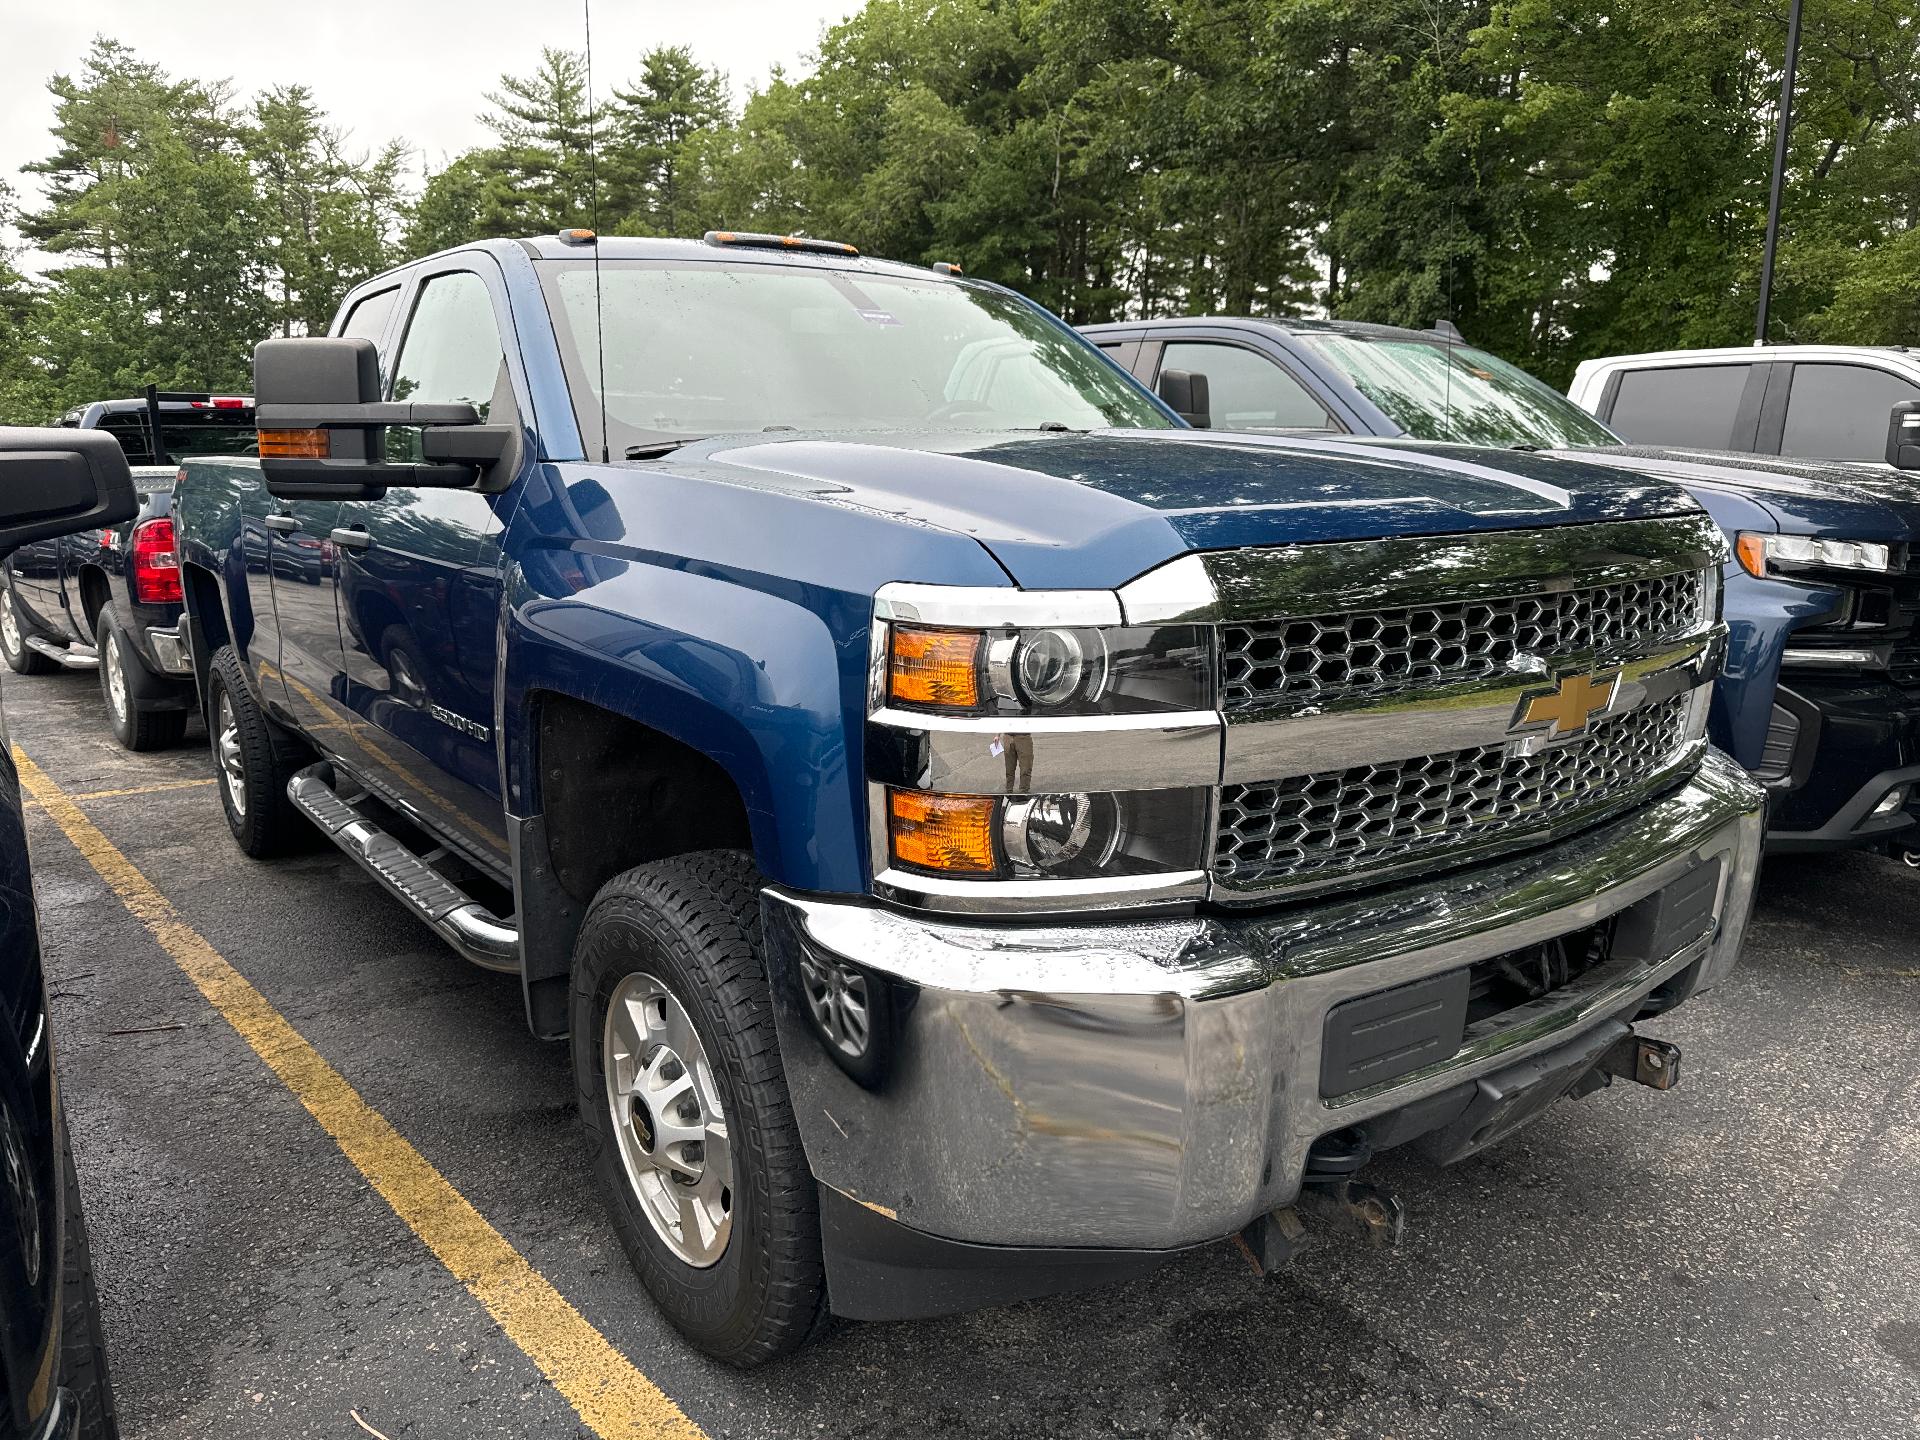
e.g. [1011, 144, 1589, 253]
[1607, 365, 1752, 448]
[386, 271, 510, 461]
[98, 408, 257, 464]
[1159, 342, 1333, 430]
[1780, 363, 1920, 461]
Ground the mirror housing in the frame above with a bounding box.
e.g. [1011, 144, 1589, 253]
[0, 428, 138, 562]
[253, 337, 513, 499]
[1887, 400, 1920, 471]
[1157, 369, 1212, 429]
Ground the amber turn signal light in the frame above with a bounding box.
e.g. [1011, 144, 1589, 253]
[258, 428, 330, 459]
[1734, 534, 1769, 578]
[888, 790, 998, 874]
[888, 625, 983, 709]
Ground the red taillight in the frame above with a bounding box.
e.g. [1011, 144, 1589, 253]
[131, 517, 183, 605]
[211, 397, 247, 409]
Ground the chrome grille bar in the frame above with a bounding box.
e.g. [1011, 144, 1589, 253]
[1215, 698, 1704, 902]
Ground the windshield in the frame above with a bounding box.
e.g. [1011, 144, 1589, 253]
[539, 259, 1170, 455]
[1300, 334, 1619, 449]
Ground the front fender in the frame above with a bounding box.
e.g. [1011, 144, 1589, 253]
[501, 558, 870, 894]
[1715, 566, 1845, 771]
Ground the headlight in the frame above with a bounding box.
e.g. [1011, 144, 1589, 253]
[869, 584, 1220, 910]
[887, 786, 1209, 880]
[1734, 533, 1894, 578]
[886, 622, 1212, 716]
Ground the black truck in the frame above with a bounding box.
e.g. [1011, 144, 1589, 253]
[0, 425, 137, 1439]
[0, 393, 255, 750]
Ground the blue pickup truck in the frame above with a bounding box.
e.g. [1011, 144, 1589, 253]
[1084, 317, 1920, 854]
[172, 233, 1764, 1364]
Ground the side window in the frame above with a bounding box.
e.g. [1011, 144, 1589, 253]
[1607, 365, 1751, 448]
[1780, 364, 1920, 461]
[1159, 342, 1333, 430]
[340, 286, 399, 346]
[386, 271, 510, 461]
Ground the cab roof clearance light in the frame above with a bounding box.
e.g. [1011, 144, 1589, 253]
[703, 230, 860, 257]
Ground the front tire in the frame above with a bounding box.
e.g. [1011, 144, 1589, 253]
[571, 850, 825, 1366]
[206, 645, 308, 858]
[0, 584, 56, 676]
[96, 606, 188, 752]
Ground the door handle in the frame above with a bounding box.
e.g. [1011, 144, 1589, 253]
[329, 528, 373, 551]
[263, 514, 300, 533]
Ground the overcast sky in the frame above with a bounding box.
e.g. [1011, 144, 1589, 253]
[2, 0, 856, 269]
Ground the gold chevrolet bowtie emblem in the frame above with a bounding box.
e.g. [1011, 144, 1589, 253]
[1514, 671, 1618, 740]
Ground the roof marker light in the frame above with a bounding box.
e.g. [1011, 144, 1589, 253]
[703, 230, 860, 257]
[558, 228, 598, 245]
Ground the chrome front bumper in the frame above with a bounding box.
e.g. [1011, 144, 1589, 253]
[762, 749, 1764, 1252]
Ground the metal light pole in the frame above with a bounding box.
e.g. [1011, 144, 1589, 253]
[1755, 0, 1806, 346]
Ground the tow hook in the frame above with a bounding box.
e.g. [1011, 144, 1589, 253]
[1300, 1178, 1406, 1248]
[1901, 847, 1920, 869]
[1599, 1034, 1683, 1091]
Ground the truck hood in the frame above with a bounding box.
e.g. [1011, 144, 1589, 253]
[1555, 445, 1920, 542]
[688, 429, 1698, 589]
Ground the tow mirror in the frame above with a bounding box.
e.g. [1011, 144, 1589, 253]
[1887, 400, 1920, 471]
[253, 337, 512, 500]
[0, 428, 137, 562]
[1158, 369, 1212, 429]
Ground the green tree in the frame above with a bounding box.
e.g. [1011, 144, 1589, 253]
[607, 47, 732, 234]
[478, 48, 598, 233]
[248, 85, 407, 335]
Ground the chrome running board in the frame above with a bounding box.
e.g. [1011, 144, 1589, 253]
[288, 761, 520, 973]
[25, 637, 98, 670]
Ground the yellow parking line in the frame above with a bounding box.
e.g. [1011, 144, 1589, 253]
[63, 777, 219, 803]
[14, 746, 706, 1440]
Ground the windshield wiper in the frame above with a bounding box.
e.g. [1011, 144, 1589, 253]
[627, 425, 802, 460]
[625, 438, 704, 460]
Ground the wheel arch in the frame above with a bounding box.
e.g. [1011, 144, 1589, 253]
[502, 580, 868, 1039]
[75, 563, 112, 636]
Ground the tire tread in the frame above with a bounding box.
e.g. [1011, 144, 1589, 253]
[96, 605, 189, 752]
[571, 850, 825, 1366]
[207, 644, 308, 857]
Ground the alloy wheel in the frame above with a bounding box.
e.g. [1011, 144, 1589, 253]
[104, 632, 129, 722]
[602, 972, 733, 1267]
[216, 691, 248, 818]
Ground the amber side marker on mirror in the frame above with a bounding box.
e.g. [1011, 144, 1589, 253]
[257, 428, 329, 459]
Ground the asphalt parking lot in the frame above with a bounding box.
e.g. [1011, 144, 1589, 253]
[7, 664, 1919, 1440]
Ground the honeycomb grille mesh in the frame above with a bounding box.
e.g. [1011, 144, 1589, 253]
[1215, 695, 1694, 890]
[1220, 570, 1708, 712]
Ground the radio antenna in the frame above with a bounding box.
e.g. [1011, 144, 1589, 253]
[583, 0, 609, 462]
[1442, 200, 1456, 439]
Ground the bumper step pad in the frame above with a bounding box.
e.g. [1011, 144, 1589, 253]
[288, 762, 520, 973]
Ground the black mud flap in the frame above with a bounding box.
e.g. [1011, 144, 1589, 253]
[1414, 1019, 1631, 1166]
[818, 1185, 1175, 1322]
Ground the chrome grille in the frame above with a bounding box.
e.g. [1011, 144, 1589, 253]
[1214, 695, 1694, 890]
[1220, 569, 1707, 712]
